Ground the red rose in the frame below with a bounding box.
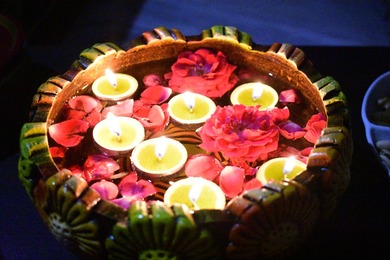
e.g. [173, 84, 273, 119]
[165, 49, 239, 98]
[198, 105, 280, 162]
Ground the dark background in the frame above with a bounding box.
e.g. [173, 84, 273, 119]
[1, 1, 389, 259]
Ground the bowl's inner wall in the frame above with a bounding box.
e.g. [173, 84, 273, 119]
[47, 41, 326, 170]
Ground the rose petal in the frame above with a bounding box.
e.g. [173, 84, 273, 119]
[278, 120, 306, 140]
[83, 154, 119, 182]
[219, 166, 245, 199]
[48, 119, 89, 147]
[110, 197, 135, 210]
[185, 154, 223, 181]
[49, 146, 67, 158]
[90, 180, 119, 200]
[119, 173, 157, 199]
[101, 99, 134, 118]
[143, 74, 166, 87]
[244, 178, 263, 191]
[304, 113, 327, 143]
[68, 95, 102, 113]
[279, 89, 301, 104]
[140, 85, 172, 104]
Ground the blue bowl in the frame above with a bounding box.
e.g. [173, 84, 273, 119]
[361, 71, 390, 176]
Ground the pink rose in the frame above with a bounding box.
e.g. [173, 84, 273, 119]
[198, 105, 280, 162]
[165, 49, 239, 98]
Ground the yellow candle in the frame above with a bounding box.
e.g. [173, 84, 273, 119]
[131, 137, 188, 181]
[92, 69, 138, 101]
[230, 82, 278, 109]
[168, 92, 216, 130]
[93, 116, 145, 156]
[256, 157, 306, 184]
[164, 177, 226, 210]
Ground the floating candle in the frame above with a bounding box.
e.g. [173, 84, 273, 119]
[131, 137, 188, 181]
[167, 92, 216, 130]
[256, 157, 306, 184]
[93, 115, 145, 157]
[230, 82, 278, 109]
[92, 69, 138, 101]
[164, 177, 226, 210]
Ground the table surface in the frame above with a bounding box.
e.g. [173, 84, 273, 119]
[1, 46, 389, 259]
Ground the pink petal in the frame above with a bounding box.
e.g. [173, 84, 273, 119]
[110, 197, 135, 210]
[143, 74, 166, 87]
[118, 173, 157, 199]
[279, 89, 301, 104]
[185, 154, 223, 181]
[90, 180, 119, 200]
[48, 119, 89, 147]
[101, 99, 134, 118]
[244, 178, 263, 191]
[83, 154, 119, 182]
[140, 85, 172, 104]
[219, 166, 245, 199]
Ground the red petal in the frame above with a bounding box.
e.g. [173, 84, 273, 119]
[244, 178, 263, 191]
[49, 146, 67, 158]
[140, 85, 172, 104]
[101, 99, 134, 118]
[48, 119, 89, 147]
[84, 109, 101, 127]
[90, 180, 119, 200]
[278, 120, 306, 140]
[219, 166, 245, 199]
[68, 95, 102, 113]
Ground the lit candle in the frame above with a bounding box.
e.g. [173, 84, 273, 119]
[164, 177, 226, 210]
[93, 114, 145, 157]
[131, 137, 188, 181]
[230, 82, 278, 109]
[167, 92, 216, 130]
[256, 157, 306, 184]
[92, 69, 138, 101]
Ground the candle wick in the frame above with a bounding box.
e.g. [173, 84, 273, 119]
[188, 105, 194, 113]
[114, 131, 122, 142]
[189, 183, 202, 210]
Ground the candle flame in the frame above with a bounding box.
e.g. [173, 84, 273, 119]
[106, 113, 121, 141]
[188, 181, 202, 210]
[283, 156, 296, 177]
[155, 136, 168, 161]
[183, 92, 195, 113]
[105, 69, 117, 89]
[252, 83, 264, 101]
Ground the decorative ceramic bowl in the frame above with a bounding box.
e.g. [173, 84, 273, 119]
[362, 71, 390, 176]
[19, 26, 352, 259]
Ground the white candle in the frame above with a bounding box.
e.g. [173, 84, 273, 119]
[167, 92, 216, 130]
[92, 69, 138, 101]
[131, 137, 188, 181]
[230, 82, 278, 109]
[93, 115, 145, 157]
[164, 177, 226, 210]
[256, 157, 306, 184]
